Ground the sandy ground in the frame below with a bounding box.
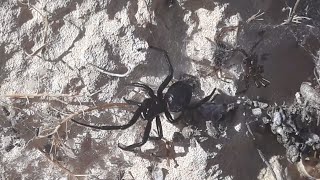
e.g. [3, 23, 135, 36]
[1, 0, 320, 179]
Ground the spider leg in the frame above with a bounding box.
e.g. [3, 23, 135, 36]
[118, 119, 152, 151]
[243, 75, 250, 89]
[260, 53, 270, 61]
[149, 46, 173, 98]
[254, 78, 262, 88]
[71, 107, 142, 130]
[156, 116, 163, 138]
[187, 88, 216, 109]
[149, 115, 163, 140]
[259, 76, 270, 87]
[249, 31, 265, 54]
[129, 83, 156, 98]
[123, 97, 142, 106]
[233, 48, 249, 58]
[165, 110, 181, 123]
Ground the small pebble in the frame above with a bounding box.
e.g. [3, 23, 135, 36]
[273, 112, 282, 125]
[216, 144, 223, 150]
[252, 108, 262, 116]
[257, 102, 268, 109]
[152, 167, 164, 180]
[234, 123, 242, 132]
[295, 92, 302, 104]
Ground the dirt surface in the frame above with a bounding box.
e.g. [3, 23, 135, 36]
[1, 0, 320, 179]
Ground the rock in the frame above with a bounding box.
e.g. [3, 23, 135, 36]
[286, 145, 300, 163]
[273, 112, 283, 126]
[262, 117, 271, 124]
[206, 121, 220, 138]
[252, 108, 262, 116]
[151, 167, 164, 180]
[234, 123, 242, 132]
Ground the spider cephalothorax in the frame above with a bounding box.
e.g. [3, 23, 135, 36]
[72, 46, 215, 151]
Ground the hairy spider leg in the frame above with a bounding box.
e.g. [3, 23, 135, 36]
[149, 46, 174, 99]
[253, 77, 263, 88]
[123, 82, 156, 106]
[164, 109, 180, 123]
[187, 88, 216, 109]
[251, 64, 270, 87]
[249, 32, 265, 54]
[123, 98, 142, 106]
[244, 75, 250, 88]
[129, 83, 156, 98]
[234, 48, 249, 58]
[260, 53, 270, 61]
[118, 118, 152, 150]
[155, 116, 163, 138]
[71, 107, 142, 130]
[149, 116, 163, 140]
[255, 75, 270, 87]
[215, 26, 239, 42]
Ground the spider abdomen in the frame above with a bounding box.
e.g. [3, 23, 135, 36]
[165, 81, 193, 112]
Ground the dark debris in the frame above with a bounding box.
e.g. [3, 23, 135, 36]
[261, 91, 320, 163]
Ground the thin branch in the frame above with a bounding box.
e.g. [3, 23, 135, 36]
[246, 122, 255, 140]
[2, 93, 81, 99]
[88, 63, 133, 78]
[246, 10, 265, 23]
[36, 103, 129, 139]
[257, 149, 279, 180]
[282, 0, 302, 25]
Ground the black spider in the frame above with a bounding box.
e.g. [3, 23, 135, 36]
[72, 46, 216, 151]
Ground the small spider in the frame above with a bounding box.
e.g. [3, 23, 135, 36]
[210, 26, 239, 81]
[72, 46, 216, 151]
[192, 26, 238, 82]
[235, 31, 270, 88]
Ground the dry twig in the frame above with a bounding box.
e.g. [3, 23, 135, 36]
[281, 0, 311, 25]
[31, 103, 129, 178]
[257, 149, 279, 180]
[246, 10, 265, 23]
[36, 103, 128, 139]
[88, 63, 133, 78]
[2, 93, 81, 99]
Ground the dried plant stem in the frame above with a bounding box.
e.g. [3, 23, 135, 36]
[31, 103, 129, 178]
[282, 0, 301, 25]
[37, 103, 129, 139]
[245, 122, 255, 140]
[88, 63, 133, 77]
[246, 10, 265, 23]
[257, 149, 279, 180]
[2, 93, 81, 99]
